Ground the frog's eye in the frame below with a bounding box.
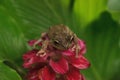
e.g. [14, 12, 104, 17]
[53, 40, 60, 45]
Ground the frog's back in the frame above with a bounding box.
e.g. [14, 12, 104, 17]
[48, 24, 71, 39]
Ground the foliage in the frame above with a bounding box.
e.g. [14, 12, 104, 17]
[0, 0, 120, 80]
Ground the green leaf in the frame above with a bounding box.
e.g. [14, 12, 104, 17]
[0, 5, 27, 62]
[6, 0, 81, 39]
[0, 0, 120, 80]
[10, 0, 69, 39]
[73, 0, 108, 28]
[83, 12, 120, 80]
[108, 0, 120, 10]
[0, 61, 22, 80]
[107, 0, 120, 22]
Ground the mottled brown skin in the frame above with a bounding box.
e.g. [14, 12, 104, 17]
[34, 24, 80, 57]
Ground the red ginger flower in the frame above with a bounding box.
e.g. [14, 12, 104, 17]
[23, 38, 90, 80]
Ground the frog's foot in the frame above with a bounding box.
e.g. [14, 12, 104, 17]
[36, 49, 46, 57]
[75, 45, 80, 58]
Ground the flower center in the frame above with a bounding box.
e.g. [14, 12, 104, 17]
[51, 53, 62, 62]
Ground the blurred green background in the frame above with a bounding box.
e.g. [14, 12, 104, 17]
[0, 0, 120, 80]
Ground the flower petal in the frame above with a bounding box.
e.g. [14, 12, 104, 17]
[56, 75, 66, 80]
[81, 75, 86, 80]
[69, 56, 90, 69]
[50, 57, 69, 74]
[62, 49, 74, 56]
[26, 69, 39, 80]
[39, 66, 55, 80]
[28, 40, 37, 46]
[23, 49, 46, 68]
[66, 67, 84, 80]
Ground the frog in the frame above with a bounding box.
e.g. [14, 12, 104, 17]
[34, 24, 80, 57]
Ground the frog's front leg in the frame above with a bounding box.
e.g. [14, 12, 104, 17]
[73, 34, 80, 58]
[36, 40, 49, 57]
[75, 44, 80, 57]
[33, 32, 47, 48]
[33, 38, 42, 48]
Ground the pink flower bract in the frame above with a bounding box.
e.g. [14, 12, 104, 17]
[23, 38, 90, 80]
